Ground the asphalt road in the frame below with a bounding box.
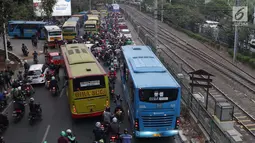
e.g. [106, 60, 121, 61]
[0, 26, 180, 143]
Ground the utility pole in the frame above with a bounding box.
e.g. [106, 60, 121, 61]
[89, 0, 91, 11]
[233, 0, 240, 62]
[1, 2, 8, 61]
[154, 0, 159, 55]
[161, 0, 163, 22]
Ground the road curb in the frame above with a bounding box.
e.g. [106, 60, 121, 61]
[0, 48, 23, 67]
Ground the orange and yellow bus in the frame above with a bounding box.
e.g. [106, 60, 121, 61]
[61, 43, 110, 118]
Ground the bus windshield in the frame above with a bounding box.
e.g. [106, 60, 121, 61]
[49, 31, 61, 36]
[139, 89, 178, 103]
[85, 24, 96, 28]
[73, 76, 105, 91]
[62, 27, 75, 32]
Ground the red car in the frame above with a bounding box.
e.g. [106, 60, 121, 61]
[45, 52, 63, 66]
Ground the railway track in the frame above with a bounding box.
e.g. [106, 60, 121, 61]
[121, 6, 255, 139]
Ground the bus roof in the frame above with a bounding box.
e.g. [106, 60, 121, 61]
[8, 21, 47, 25]
[61, 43, 106, 78]
[85, 20, 97, 24]
[121, 45, 180, 88]
[44, 25, 61, 32]
[62, 21, 77, 27]
[67, 17, 79, 22]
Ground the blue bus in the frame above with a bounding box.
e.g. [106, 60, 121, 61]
[111, 4, 120, 12]
[121, 45, 181, 138]
[8, 21, 47, 38]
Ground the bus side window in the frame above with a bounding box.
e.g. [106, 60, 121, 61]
[127, 72, 134, 102]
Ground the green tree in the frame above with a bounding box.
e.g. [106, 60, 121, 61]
[0, 0, 12, 34]
[41, 0, 57, 20]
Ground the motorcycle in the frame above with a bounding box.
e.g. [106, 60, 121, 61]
[0, 113, 9, 134]
[22, 85, 33, 97]
[50, 86, 58, 96]
[12, 104, 25, 123]
[109, 134, 119, 143]
[45, 80, 50, 89]
[28, 104, 42, 125]
[0, 100, 7, 110]
[22, 49, 29, 57]
[33, 57, 38, 64]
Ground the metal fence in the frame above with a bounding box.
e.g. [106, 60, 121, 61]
[122, 8, 235, 143]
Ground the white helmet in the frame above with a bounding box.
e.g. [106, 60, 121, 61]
[66, 129, 72, 134]
[112, 117, 117, 123]
[95, 122, 101, 128]
[24, 60, 27, 63]
[18, 86, 21, 90]
[30, 97, 34, 102]
[4, 91, 7, 94]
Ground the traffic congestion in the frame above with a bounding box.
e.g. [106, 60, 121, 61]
[0, 4, 180, 143]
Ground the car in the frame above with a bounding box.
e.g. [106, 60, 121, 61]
[118, 24, 128, 30]
[120, 29, 132, 38]
[118, 18, 126, 25]
[27, 64, 48, 84]
[45, 52, 63, 66]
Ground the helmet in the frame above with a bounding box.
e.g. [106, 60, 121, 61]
[51, 76, 55, 80]
[95, 122, 101, 128]
[3, 91, 7, 94]
[105, 107, 110, 112]
[66, 129, 72, 134]
[17, 86, 21, 90]
[124, 128, 128, 134]
[112, 117, 117, 123]
[99, 139, 104, 143]
[24, 60, 27, 63]
[60, 131, 66, 137]
[30, 97, 34, 102]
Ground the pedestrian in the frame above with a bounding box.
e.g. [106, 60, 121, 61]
[43, 42, 48, 53]
[3, 69, 11, 89]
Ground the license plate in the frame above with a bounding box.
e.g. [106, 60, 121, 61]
[153, 133, 161, 137]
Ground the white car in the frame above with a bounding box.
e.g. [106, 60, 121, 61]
[27, 64, 48, 84]
[118, 18, 126, 25]
[120, 29, 132, 38]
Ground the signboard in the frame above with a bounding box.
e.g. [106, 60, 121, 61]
[232, 6, 248, 26]
[33, 0, 71, 17]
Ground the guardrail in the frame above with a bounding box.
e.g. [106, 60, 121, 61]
[121, 8, 236, 143]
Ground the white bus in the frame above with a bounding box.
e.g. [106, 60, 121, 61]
[43, 25, 63, 47]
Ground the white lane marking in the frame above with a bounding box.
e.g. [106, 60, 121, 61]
[2, 102, 13, 113]
[41, 125, 51, 143]
[59, 88, 65, 98]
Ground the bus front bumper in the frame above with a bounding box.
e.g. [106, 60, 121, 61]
[71, 111, 103, 119]
[135, 130, 179, 138]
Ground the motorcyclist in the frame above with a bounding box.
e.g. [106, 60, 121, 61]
[119, 129, 132, 143]
[29, 97, 42, 118]
[102, 107, 113, 124]
[21, 43, 28, 55]
[45, 71, 51, 81]
[12, 79, 20, 89]
[108, 67, 116, 79]
[125, 39, 132, 45]
[0, 91, 7, 106]
[110, 117, 119, 136]
[33, 51, 38, 62]
[23, 60, 30, 72]
[17, 70, 23, 81]
[58, 131, 69, 143]
[93, 122, 104, 142]
[49, 76, 58, 91]
[66, 129, 76, 143]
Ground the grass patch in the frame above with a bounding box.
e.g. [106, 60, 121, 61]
[228, 49, 255, 68]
